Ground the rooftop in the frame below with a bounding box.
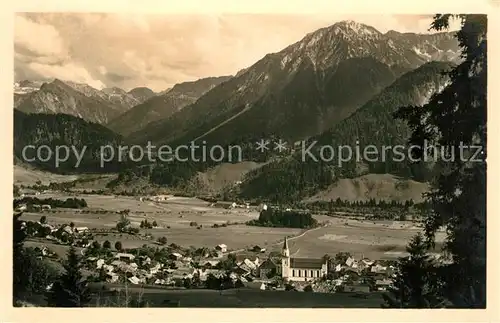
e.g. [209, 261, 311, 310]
[290, 257, 325, 269]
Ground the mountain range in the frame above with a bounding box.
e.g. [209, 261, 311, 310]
[127, 21, 459, 146]
[13, 20, 462, 202]
[107, 76, 232, 136]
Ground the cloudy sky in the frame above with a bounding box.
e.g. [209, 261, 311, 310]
[14, 13, 460, 92]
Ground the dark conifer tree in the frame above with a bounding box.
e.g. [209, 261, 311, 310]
[382, 233, 444, 308]
[393, 14, 486, 308]
[46, 246, 91, 307]
[13, 212, 57, 304]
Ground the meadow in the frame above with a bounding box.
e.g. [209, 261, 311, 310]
[19, 192, 444, 260]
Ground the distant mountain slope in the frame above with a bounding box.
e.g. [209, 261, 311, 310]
[107, 76, 232, 136]
[14, 80, 44, 94]
[129, 20, 459, 146]
[238, 61, 453, 203]
[14, 110, 124, 173]
[102, 86, 143, 110]
[15, 79, 125, 124]
[65, 82, 146, 111]
[128, 87, 156, 103]
[306, 173, 430, 203]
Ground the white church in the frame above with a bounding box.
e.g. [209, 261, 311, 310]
[281, 236, 328, 282]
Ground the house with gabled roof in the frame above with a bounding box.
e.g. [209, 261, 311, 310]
[258, 258, 280, 279]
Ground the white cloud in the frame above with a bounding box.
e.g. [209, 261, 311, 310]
[14, 13, 462, 92]
[98, 66, 107, 75]
[14, 15, 66, 57]
[28, 62, 105, 89]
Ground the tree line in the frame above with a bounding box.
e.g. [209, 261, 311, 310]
[247, 208, 318, 229]
[14, 197, 88, 209]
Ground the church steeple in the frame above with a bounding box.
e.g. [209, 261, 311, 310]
[282, 236, 290, 257]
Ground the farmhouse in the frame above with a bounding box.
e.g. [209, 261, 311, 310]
[75, 227, 89, 233]
[41, 204, 51, 210]
[258, 258, 280, 279]
[281, 237, 328, 282]
[235, 254, 260, 266]
[115, 253, 135, 261]
[169, 252, 184, 260]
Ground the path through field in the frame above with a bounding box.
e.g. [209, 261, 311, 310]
[227, 223, 329, 256]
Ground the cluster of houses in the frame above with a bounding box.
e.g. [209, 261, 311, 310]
[138, 195, 173, 202]
[76, 236, 403, 294]
[87, 252, 257, 286]
[209, 202, 269, 211]
[15, 203, 52, 212]
[83, 245, 266, 287]
[254, 237, 399, 292]
[24, 218, 402, 293]
[20, 217, 92, 247]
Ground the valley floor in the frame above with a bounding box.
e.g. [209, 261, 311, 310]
[19, 191, 445, 260]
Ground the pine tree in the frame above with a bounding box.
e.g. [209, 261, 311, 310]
[13, 212, 27, 300]
[382, 233, 444, 308]
[46, 246, 91, 307]
[13, 212, 57, 303]
[393, 14, 486, 308]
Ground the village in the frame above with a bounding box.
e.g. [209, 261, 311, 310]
[21, 213, 400, 294]
[13, 186, 452, 307]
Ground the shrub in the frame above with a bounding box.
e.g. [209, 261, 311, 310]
[304, 285, 313, 292]
[92, 241, 101, 249]
[103, 240, 111, 249]
[115, 241, 123, 251]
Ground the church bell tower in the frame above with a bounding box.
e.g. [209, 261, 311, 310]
[281, 236, 290, 280]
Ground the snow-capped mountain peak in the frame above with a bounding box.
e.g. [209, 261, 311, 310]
[332, 20, 382, 37]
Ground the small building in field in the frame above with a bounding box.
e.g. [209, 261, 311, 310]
[41, 204, 52, 210]
[215, 244, 227, 253]
[75, 227, 88, 233]
[215, 201, 237, 209]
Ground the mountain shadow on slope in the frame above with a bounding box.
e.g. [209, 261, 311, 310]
[14, 110, 127, 174]
[238, 61, 454, 203]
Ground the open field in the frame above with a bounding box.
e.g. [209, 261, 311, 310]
[266, 217, 446, 260]
[24, 239, 83, 258]
[20, 193, 301, 251]
[20, 192, 444, 259]
[14, 165, 80, 186]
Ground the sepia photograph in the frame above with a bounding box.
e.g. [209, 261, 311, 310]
[9, 8, 488, 313]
